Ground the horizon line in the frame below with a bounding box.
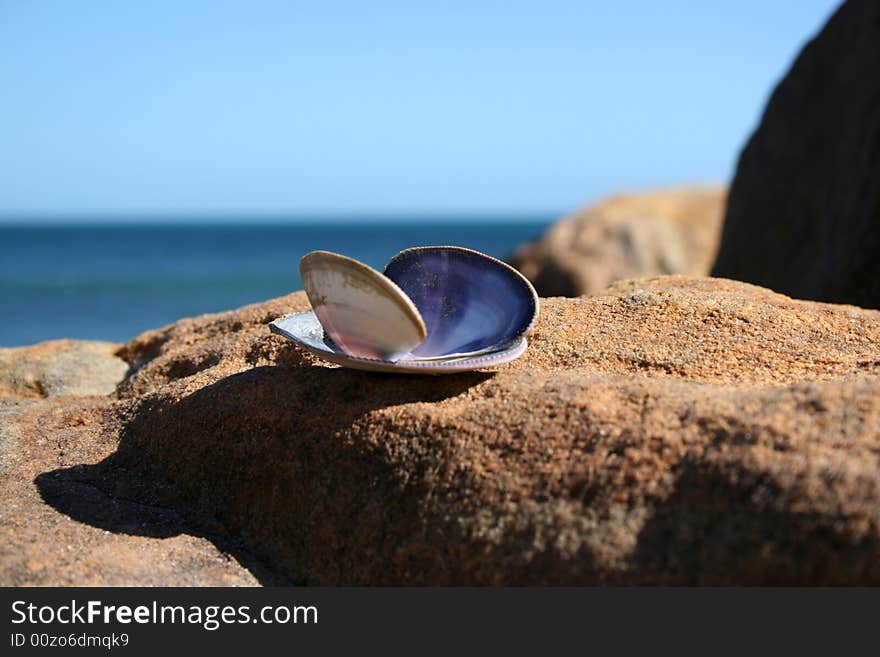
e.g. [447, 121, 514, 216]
[0, 210, 563, 227]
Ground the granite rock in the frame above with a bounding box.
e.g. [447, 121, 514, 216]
[0, 340, 129, 398]
[712, 0, 880, 308]
[91, 279, 880, 584]
[5, 278, 880, 585]
[511, 187, 726, 297]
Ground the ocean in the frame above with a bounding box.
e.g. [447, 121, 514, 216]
[0, 221, 550, 347]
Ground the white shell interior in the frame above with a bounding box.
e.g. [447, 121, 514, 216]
[300, 251, 426, 362]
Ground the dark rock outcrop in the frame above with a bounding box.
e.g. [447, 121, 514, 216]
[712, 0, 880, 308]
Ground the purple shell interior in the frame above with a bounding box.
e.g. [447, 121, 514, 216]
[382, 247, 537, 359]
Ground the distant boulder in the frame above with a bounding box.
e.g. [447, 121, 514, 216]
[511, 187, 726, 297]
[0, 339, 128, 398]
[712, 0, 880, 308]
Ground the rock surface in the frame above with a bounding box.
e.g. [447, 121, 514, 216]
[511, 187, 726, 297]
[0, 344, 278, 586]
[0, 340, 129, 398]
[3, 277, 880, 585]
[712, 0, 880, 309]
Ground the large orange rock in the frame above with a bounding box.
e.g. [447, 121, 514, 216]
[511, 187, 726, 297]
[712, 0, 880, 308]
[5, 277, 880, 585]
[53, 279, 880, 584]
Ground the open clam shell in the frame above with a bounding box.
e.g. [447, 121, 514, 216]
[269, 246, 539, 374]
[269, 311, 529, 374]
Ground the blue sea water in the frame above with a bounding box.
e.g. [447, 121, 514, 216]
[0, 221, 550, 347]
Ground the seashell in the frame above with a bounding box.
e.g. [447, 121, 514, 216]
[269, 246, 539, 374]
[299, 251, 426, 361]
[383, 247, 538, 359]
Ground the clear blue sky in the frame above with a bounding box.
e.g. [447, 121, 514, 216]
[1, 0, 839, 220]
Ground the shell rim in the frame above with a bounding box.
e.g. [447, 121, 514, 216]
[382, 245, 541, 338]
[268, 310, 528, 374]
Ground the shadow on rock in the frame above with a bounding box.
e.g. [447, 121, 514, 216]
[37, 364, 491, 584]
[35, 455, 295, 585]
[630, 456, 880, 585]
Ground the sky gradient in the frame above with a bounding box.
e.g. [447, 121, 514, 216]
[1, 0, 840, 219]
